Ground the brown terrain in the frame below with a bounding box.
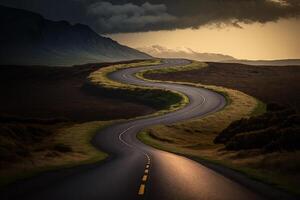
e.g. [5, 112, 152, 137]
[0, 63, 154, 122]
[0, 61, 155, 180]
[146, 62, 300, 110]
[143, 62, 300, 195]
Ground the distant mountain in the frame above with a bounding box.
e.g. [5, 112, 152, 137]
[224, 59, 300, 66]
[137, 45, 235, 62]
[0, 5, 151, 66]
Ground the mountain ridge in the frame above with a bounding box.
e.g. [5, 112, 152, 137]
[137, 45, 235, 62]
[0, 5, 151, 66]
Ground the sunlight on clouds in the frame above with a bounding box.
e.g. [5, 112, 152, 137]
[87, 1, 176, 33]
[108, 18, 300, 60]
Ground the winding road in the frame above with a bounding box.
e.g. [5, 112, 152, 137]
[2, 59, 271, 200]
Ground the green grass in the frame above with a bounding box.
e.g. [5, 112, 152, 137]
[140, 61, 208, 75]
[250, 99, 267, 117]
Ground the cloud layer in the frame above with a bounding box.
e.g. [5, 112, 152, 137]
[1, 0, 300, 33]
[88, 0, 300, 33]
[87, 1, 176, 33]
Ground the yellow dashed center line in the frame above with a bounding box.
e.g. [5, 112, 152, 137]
[138, 161, 151, 196]
[142, 175, 148, 182]
[138, 184, 145, 195]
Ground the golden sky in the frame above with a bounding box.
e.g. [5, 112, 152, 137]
[108, 18, 300, 60]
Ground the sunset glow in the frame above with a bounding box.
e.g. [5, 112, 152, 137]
[109, 18, 300, 60]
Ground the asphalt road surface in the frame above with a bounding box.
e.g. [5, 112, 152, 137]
[2, 59, 282, 200]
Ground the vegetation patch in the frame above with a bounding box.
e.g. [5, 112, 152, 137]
[140, 61, 208, 75]
[87, 59, 189, 116]
[145, 62, 300, 111]
[0, 120, 114, 187]
[137, 61, 263, 154]
[136, 62, 300, 196]
[0, 59, 191, 187]
[215, 103, 300, 152]
[0, 62, 156, 122]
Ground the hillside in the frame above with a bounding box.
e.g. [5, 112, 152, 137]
[145, 62, 300, 110]
[138, 45, 235, 62]
[0, 62, 155, 121]
[0, 5, 151, 66]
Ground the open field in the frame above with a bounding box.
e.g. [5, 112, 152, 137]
[139, 62, 300, 196]
[0, 120, 115, 187]
[146, 62, 300, 110]
[2, 59, 299, 197]
[0, 59, 189, 188]
[0, 62, 155, 122]
[87, 59, 188, 114]
[0, 60, 168, 187]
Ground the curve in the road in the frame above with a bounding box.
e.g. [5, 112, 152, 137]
[2, 59, 271, 200]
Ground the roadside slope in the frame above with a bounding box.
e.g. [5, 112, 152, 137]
[139, 61, 299, 197]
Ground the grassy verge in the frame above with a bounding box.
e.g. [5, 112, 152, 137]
[0, 120, 115, 187]
[87, 59, 190, 117]
[135, 62, 300, 196]
[0, 59, 191, 187]
[250, 99, 267, 117]
[139, 128, 300, 196]
[140, 61, 208, 75]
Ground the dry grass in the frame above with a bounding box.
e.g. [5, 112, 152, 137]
[0, 59, 193, 187]
[137, 61, 262, 155]
[0, 59, 191, 187]
[88, 59, 190, 117]
[146, 62, 300, 111]
[54, 121, 114, 162]
[0, 120, 114, 187]
[142, 83, 260, 151]
[136, 62, 300, 196]
[139, 61, 208, 75]
[88, 59, 161, 90]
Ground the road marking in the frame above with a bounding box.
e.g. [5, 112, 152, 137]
[118, 126, 151, 163]
[138, 184, 145, 195]
[118, 125, 151, 196]
[142, 175, 148, 182]
[116, 60, 215, 197]
[118, 126, 135, 148]
[122, 74, 128, 79]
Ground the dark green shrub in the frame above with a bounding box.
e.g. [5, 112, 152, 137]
[225, 128, 278, 150]
[215, 104, 299, 152]
[266, 103, 286, 112]
[265, 127, 300, 152]
[0, 123, 53, 162]
[53, 143, 72, 153]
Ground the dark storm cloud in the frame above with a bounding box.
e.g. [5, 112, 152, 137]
[87, 1, 176, 33]
[1, 0, 300, 33]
